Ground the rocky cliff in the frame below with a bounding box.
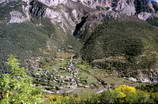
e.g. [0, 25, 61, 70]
[1, 0, 158, 35]
[24, 0, 158, 33]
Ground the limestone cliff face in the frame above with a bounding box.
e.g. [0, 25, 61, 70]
[25, 0, 158, 32]
[1, 0, 158, 34]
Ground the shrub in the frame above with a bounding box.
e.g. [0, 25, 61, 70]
[99, 85, 151, 104]
[0, 55, 44, 104]
[46, 94, 82, 104]
[45, 85, 158, 104]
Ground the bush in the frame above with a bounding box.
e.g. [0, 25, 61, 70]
[99, 85, 152, 104]
[75, 85, 153, 104]
[72, 85, 153, 104]
[45, 94, 82, 104]
[1, 56, 158, 104]
[0, 55, 44, 104]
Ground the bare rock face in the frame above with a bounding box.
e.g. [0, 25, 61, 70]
[0, 0, 6, 4]
[0, 0, 17, 4]
[1, 0, 158, 34]
[138, 12, 152, 20]
[26, 0, 158, 32]
[9, 11, 28, 23]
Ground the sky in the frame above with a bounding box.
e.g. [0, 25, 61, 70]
[149, 0, 158, 2]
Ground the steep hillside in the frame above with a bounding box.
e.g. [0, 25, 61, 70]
[81, 20, 158, 82]
[0, 20, 81, 72]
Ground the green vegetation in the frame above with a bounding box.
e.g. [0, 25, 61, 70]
[1, 56, 158, 104]
[0, 22, 49, 72]
[31, 57, 101, 92]
[76, 61, 130, 87]
[138, 83, 158, 92]
[147, 17, 158, 27]
[0, 22, 48, 54]
[31, 55, 130, 95]
[0, 55, 43, 104]
[45, 85, 158, 104]
[81, 20, 158, 70]
[0, 20, 81, 72]
[76, 85, 158, 104]
[0, 0, 22, 20]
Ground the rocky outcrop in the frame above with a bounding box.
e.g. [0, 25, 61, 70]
[138, 12, 152, 20]
[0, 0, 18, 4]
[9, 11, 28, 23]
[125, 68, 158, 83]
[1, 0, 158, 34]
[27, 0, 158, 34]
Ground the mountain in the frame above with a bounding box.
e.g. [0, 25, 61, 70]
[1, 0, 158, 102]
[0, 0, 158, 68]
[1, 0, 158, 31]
[0, 0, 158, 91]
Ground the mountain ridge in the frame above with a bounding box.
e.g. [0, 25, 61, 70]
[1, 0, 158, 33]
